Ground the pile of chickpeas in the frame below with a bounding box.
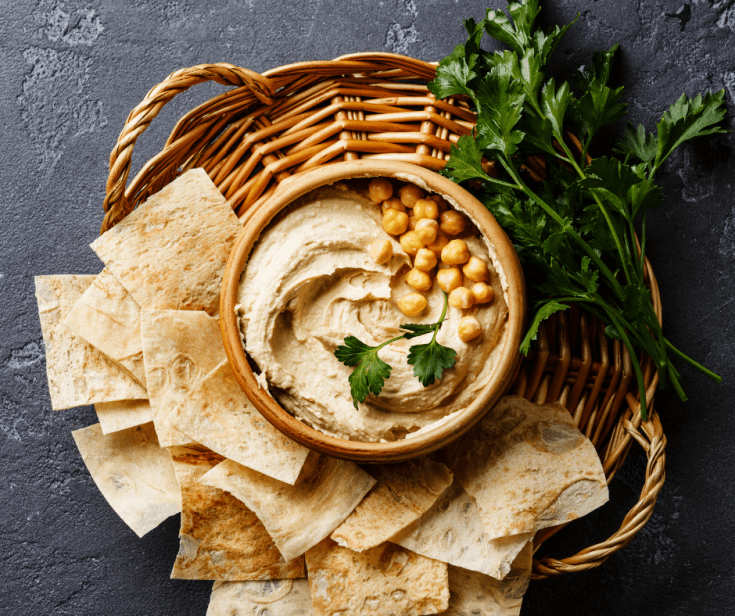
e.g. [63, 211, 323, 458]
[366, 178, 493, 343]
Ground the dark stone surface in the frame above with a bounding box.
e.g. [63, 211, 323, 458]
[0, 1, 733, 614]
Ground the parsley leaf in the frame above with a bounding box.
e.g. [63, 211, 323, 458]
[443, 134, 493, 184]
[407, 340, 458, 387]
[614, 123, 657, 168]
[654, 91, 728, 173]
[520, 299, 569, 355]
[334, 336, 394, 408]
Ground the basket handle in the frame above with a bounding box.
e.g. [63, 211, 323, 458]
[101, 63, 275, 232]
[531, 408, 666, 578]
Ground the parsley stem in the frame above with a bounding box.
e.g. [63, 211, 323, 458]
[375, 335, 408, 351]
[664, 339, 723, 383]
[433, 291, 450, 344]
[602, 308, 649, 421]
[499, 154, 627, 301]
[556, 135, 636, 287]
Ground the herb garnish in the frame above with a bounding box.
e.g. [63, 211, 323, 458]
[335, 292, 457, 408]
[428, 0, 725, 419]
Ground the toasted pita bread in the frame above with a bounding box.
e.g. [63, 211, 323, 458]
[90, 168, 241, 316]
[330, 458, 452, 552]
[94, 399, 153, 435]
[140, 310, 227, 447]
[207, 579, 313, 616]
[63, 268, 146, 386]
[169, 360, 309, 484]
[391, 481, 532, 580]
[439, 396, 608, 540]
[200, 455, 376, 562]
[71, 422, 180, 537]
[170, 447, 305, 581]
[305, 539, 449, 616]
[444, 542, 532, 616]
[35, 275, 147, 409]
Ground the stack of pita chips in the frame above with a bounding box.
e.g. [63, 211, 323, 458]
[36, 168, 610, 616]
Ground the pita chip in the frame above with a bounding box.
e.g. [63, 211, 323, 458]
[330, 458, 453, 552]
[390, 481, 532, 580]
[169, 360, 309, 484]
[207, 579, 313, 616]
[170, 447, 305, 581]
[90, 168, 241, 316]
[200, 454, 376, 562]
[94, 399, 153, 435]
[71, 422, 180, 537]
[440, 396, 608, 540]
[141, 310, 227, 447]
[35, 275, 147, 409]
[63, 268, 146, 386]
[444, 542, 532, 616]
[305, 539, 449, 616]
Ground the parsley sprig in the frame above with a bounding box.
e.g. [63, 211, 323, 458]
[429, 0, 725, 420]
[335, 292, 457, 408]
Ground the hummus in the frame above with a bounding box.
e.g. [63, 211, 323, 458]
[237, 184, 509, 442]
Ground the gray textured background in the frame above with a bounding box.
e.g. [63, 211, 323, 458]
[1, 0, 733, 615]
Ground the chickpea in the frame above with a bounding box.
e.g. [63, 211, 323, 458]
[427, 194, 449, 212]
[383, 209, 409, 236]
[439, 210, 467, 235]
[408, 215, 419, 230]
[449, 286, 474, 309]
[406, 268, 433, 292]
[396, 292, 427, 316]
[462, 256, 489, 282]
[436, 267, 463, 293]
[414, 248, 437, 271]
[398, 184, 424, 208]
[368, 178, 393, 203]
[399, 230, 424, 257]
[415, 219, 438, 245]
[413, 199, 439, 220]
[369, 239, 393, 265]
[471, 282, 494, 304]
[381, 197, 406, 214]
[441, 239, 471, 265]
[458, 315, 482, 342]
[426, 234, 449, 257]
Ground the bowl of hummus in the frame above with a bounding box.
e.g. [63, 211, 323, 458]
[220, 160, 526, 462]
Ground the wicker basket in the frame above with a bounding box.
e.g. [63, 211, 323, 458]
[100, 53, 666, 580]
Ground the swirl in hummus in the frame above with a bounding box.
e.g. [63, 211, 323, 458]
[237, 183, 509, 442]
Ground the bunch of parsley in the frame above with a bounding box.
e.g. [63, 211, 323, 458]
[429, 0, 725, 419]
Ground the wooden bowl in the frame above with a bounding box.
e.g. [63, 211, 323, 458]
[220, 159, 526, 462]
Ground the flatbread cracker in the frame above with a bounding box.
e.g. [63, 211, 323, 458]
[391, 481, 532, 580]
[444, 542, 532, 616]
[169, 360, 309, 484]
[94, 399, 153, 435]
[141, 310, 228, 447]
[207, 579, 313, 616]
[35, 275, 147, 409]
[330, 458, 453, 552]
[440, 396, 608, 540]
[90, 168, 241, 316]
[305, 539, 449, 616]
[200, 455, 376, 562]
[63, 268, 146, 386]
[71, 422, 180, 538]
[170, 447, 305, 581]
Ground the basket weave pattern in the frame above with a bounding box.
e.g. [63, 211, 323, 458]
[101, 53, 666, 580]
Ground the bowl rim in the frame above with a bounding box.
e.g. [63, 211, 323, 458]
[220, 160, 526, 462]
